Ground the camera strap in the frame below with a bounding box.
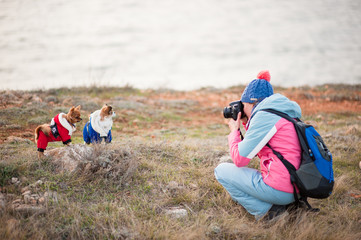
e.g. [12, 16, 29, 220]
[238, 128, 244, 140]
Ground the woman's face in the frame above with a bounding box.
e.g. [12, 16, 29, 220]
[243, 102, 254, 119]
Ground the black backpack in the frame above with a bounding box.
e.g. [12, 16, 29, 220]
[261, 109, 334, 211]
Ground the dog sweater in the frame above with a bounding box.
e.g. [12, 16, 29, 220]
[37, 113, 76, 150]
[83, 110, 112, 144]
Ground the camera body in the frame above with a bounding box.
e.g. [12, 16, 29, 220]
[223, 101, 246, 120]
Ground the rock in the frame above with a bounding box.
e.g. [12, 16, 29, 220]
[46, 144, 137, 184]
[45, 96, 58, 103]
[5, 136, 31, 144]
[167, 181, 179, 190]
[11, 177, 19, 184]
[45, 144, 93, 172]
[12, 199, 22, 204]
[31, 95, 42, 102]
[359, 161, 361, 170]
[209, 224, 221, 234]
[30, 198, 37, 205]
[0, 91, 21, 105]
[44, 191, 58, 203]
[117, 226, 139, 239]
[24, 195, 31, 204]
[5, 124, 21, 130]
[38, 197, 45, 204]
[164, 207, 188, 218]
[189, 183, 198, 189]
[22, 190, 31, 196]
[35, 180, 43, 186]
[13, 204, 46, 216]
[31, 194, 40, 199]
[0, 193, 6, 210]
[21, 186, 29, 193]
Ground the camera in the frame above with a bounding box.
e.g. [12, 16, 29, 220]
[223, 101, 246, 120]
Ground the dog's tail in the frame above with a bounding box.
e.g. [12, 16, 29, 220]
[34, 126, 41, 142]
[34, 124, 50, 143]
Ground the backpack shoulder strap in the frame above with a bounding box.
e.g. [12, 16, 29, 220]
[261, 108, 298, 123]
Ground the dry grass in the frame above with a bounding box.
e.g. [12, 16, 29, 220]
[0, 85, 360, 239]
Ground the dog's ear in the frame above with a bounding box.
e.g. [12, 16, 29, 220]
[69, 106, 75, 112]
[75, 105, 81, 111]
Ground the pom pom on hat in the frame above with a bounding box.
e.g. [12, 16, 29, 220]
[241, 70, 274, 103]
[257, 70, 271, 82]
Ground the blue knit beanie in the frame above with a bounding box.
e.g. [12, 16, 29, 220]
[241, 70, 274, 103]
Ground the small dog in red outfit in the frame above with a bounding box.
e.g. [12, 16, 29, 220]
[34, 105, 82, 158]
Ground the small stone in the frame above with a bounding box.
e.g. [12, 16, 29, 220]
[30, 198, 37, 205]
[31, 194, 40, 200]
[359, 161, 361, 170]
[13, 204, 46, 216]
[12, 199, 22, 205]
[35, 180, 43, 186]
[5, 124, 21, 130]
[38, 197, 45, 204]
[0, 193, 5, 210]
[24, 195, 31, 204]
[5, 136, 31, 144]
[32, 95, 42, 102]
[210, 225, 221, 234]
[21, 186, 29, 193]
[84, 163, 92, 172]
[164, 207, 188, 218]
[44, 191, 58, 203]
[45, 96, 58, 103]
[189, 183, 198, 189]
[11, 178, 19, 184]
[167, 181, 179, 190]
[22, 190, 31, 196]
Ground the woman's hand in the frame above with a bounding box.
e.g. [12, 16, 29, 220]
[228, 112, 242, 132]
[240, 114, 248, 124]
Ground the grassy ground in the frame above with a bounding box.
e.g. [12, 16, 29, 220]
[0, 84, 360, 239]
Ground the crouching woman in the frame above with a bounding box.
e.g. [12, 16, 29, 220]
[215, 71, 302, 221]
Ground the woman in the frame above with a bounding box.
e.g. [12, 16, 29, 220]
[215, 70, 302, 221]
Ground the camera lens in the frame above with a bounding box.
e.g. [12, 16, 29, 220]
[223, 107, 232, 118]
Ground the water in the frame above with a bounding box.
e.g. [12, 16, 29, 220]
[0, 0, 360, 91]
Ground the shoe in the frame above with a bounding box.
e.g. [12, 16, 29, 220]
[261, 204, 288, 222]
